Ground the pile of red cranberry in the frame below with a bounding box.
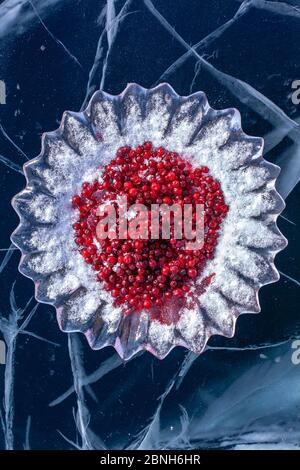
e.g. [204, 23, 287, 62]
[72, 142, 228, 319]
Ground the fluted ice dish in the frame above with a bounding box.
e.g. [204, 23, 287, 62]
[11, 84, 287, 360]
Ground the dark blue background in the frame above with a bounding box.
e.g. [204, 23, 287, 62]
[0, 0, 299, 450]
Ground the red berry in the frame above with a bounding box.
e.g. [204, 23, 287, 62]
[129, 187, 138, 197]
[124, 254, 133, 264]
[72, 195, 81, 207]
[107, 256, 117, 266]
[162, 266, 170, 276]
[173, 288, 183, 297]
[188, 268, 197, 279]
[112, 288, 120, 297]
[163, 196, 172, 205]
[124, 181, 133, 190]
[156, 147, 165, 157]
[167, 171, 176, 181]
[143, 299, 152, 309]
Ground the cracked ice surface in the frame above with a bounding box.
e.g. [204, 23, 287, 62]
[0, 0, 300, 450]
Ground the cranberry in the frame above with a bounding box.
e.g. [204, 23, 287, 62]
[72, 141, 228, 324]
[188, 268, 198, 279]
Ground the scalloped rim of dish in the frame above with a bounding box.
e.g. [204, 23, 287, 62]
[11, 83, 288, 360]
